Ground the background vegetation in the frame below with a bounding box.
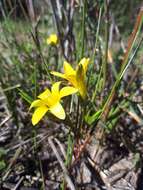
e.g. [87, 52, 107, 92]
[0, 0, 143, 189]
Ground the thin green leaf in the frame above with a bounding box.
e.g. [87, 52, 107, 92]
[18, 89, 33, 104]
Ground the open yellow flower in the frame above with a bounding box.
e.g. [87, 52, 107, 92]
[51, 58, 90, 99]
[46, 34, 59, 45]
[30, 82, 77, 125]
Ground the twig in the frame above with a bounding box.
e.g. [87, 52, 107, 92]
[7, 134, 45, 152]
[12, 176, 24, 190]
[48, 137, 76, 190]
[3, 147, 22, 181]
[54, 138, 67, 160]
[0, 115, 12, 127]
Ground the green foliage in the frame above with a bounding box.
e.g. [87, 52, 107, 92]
[110, 0, 141, 35]
[0, 2, 143, 187]
[18, 89, 33, 104]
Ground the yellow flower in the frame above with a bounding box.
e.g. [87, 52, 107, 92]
[51, 58, 90, 99]
[30, 82, 77, 125]
[46, 34, 59, 45]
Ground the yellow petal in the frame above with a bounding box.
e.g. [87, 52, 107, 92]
[49, 102, 65, 120]
[32, 106, 49, 125]
[76, 64, 86, 99]
[60, 87, 78, 98]
[51, 82, 61, 95]
[51, 71, 66, 79]
[78, 57, 90, 74]
[51, 82, 61, 103]
[38, 89, 51, 100]
[66, 75, 77, 87]
[47, 34, 58, 45]
[30, 99, 43, 109]
[64, 61, 75, 76]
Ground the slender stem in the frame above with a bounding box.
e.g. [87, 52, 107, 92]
[31, 30, 52, 82]
[80, 0, 87, 58]
[92, 6, 103, 63]
[34, 61, 37, 98]
[75, 97, 80, 134]
[3, 84, 20, 92]
[102, 0, 109, 89]
[89, 8, 143, 125]
[87, 6, 103, 101]
[100, 8, 143, 121]
[92, 63, 103, 102]
[39, 158, 46, 190]
[101, 36, 143, 122]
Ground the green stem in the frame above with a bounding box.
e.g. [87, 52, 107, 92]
[101, 36, 143, 121]
[80, 0, 87, 58]
[87, 6, 103, 101]
[102, 0, 109, 89]
[75, 97, 80, 135]
[34, 61, 37, 98]
[92, 6, 103, 63]
[91, 64, 103, 102]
